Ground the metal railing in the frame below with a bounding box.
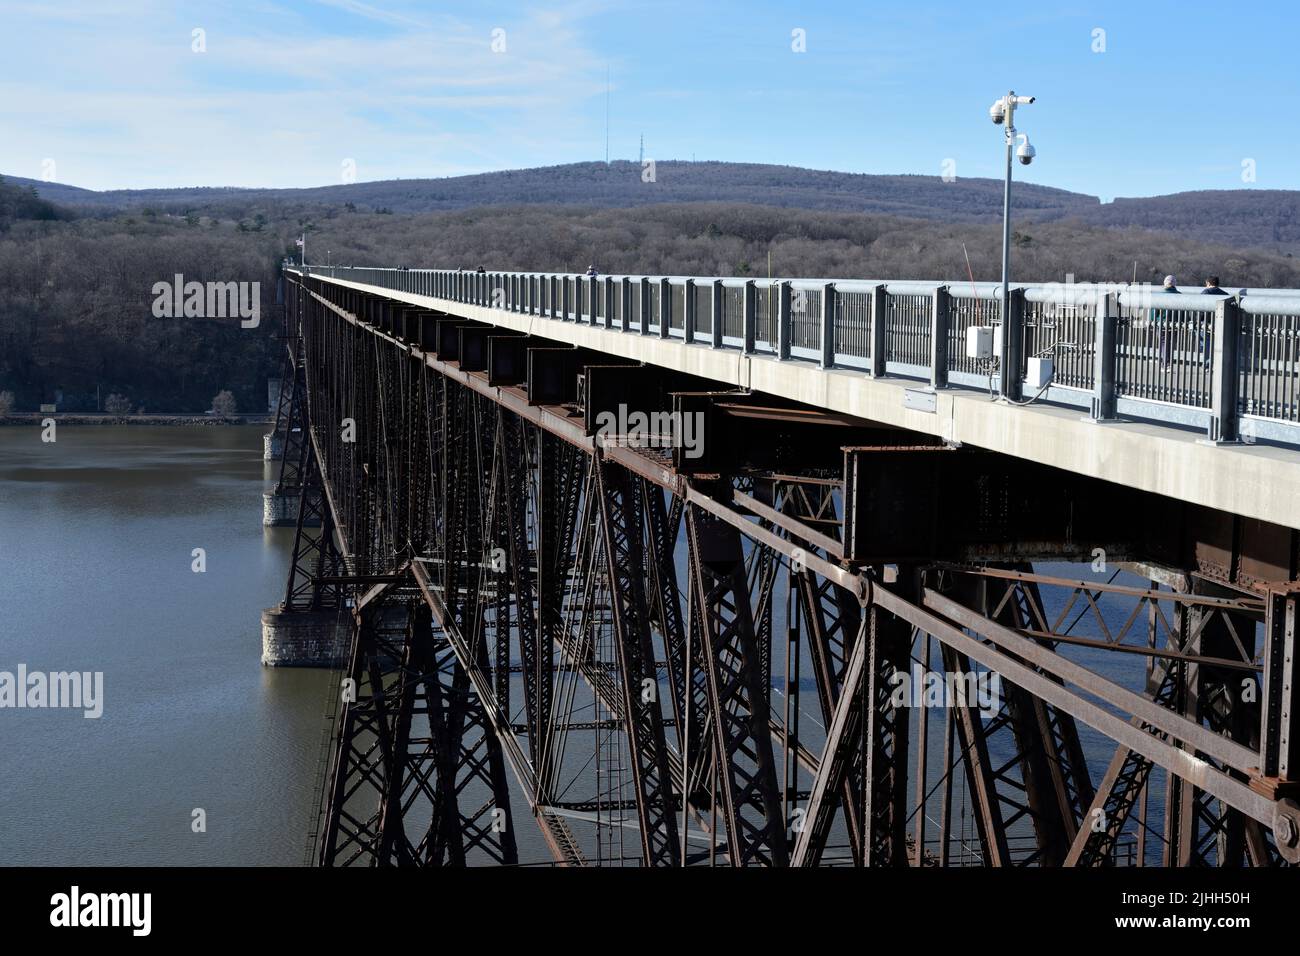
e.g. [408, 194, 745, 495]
[289, 264, 1300, 448]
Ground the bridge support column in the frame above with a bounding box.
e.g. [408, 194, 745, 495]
[263, 431, 285, 461]
[260, 606, 350, 667]
[263, 487, 318, 526]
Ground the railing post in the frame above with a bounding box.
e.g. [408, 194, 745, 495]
[620, 278, 631, 332]
[778, 281, 792, 361]
[588, 275, 600, 325]
[870, 284, 887, 377]
[712, 280, 724, 349]
[1208, 296, 1243, 443]
[1000, 287, 1025, 400]
[639, 279, 651, 335]
[659, 278, 671, 339]
[1090, 292, 1118, 422]
[743, 280, 756, 353]
[683, 279, 696, 344]
[821, 282, 836, 368]
[930, 285, 950, 389]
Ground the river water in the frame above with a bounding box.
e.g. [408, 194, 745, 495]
[0, 425, 1168, 866]
[0, 425, 331, 865]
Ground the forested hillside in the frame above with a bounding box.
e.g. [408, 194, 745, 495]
[12, 161, 1300, 254]
[8, 162, 1095, 223]
[0, 188, 286, 414]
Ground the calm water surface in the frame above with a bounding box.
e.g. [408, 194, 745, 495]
[0, 425, 331, 865]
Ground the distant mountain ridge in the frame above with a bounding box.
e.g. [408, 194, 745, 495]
[8, 161, 1299, 253]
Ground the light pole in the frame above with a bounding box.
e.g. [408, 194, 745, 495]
[989, 91, 1036, 399]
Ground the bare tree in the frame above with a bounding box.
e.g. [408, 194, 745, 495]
[104, 393, 132, 415]
[0, 390, 14, 416]
[211, 390, 238, 418]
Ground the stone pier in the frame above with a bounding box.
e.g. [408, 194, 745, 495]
[262, 488, 301, 526]
[260, 606, 350, 667]
[263, 431, 285, 461]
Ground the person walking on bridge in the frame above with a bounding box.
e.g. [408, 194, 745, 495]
[1199, 275, 1229, 367]
[1154, 274, 1179, 367]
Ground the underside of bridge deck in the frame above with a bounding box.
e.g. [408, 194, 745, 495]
[275, 274, 1300, 867]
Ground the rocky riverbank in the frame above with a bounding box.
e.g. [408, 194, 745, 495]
[0, 414, 273, 426]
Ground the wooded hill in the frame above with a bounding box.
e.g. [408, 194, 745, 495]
[11, 161, 1300, 254]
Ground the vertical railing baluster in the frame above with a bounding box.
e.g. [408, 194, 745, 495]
[778, 282, 792, 360]
[870, 284, 887, 378]
[930, 285, 950, 389]
[1000, 287, 1025, 400]
[1209, 297, 1243, 442]
[684, 279, 696, 344]
[821, 282, 836, 368]
[743, 280, 756, 354]
[712, 279, 724, 349]
[659, 278, 671, 339]
[1091, 292, 1117, 422]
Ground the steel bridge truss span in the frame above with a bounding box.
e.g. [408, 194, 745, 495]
[281, 275, 1300, 868]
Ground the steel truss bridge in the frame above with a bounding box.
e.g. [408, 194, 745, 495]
[271, 264, 1300, 867]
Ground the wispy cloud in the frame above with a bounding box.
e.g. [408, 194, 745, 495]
[309, 0, 432, 30]
[0, 0, 609, 189]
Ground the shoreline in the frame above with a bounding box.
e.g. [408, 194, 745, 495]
[0, 414, 274, 427]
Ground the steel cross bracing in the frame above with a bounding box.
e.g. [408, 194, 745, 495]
[280, 274, 1300, 867]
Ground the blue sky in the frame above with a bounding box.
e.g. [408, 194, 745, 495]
[4, 0, 1297, 199]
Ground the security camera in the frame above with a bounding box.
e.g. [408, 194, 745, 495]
[989, 99, 1006, 124]
[1013, 95, 1036, 105]
[1016, 134, 1036, 165]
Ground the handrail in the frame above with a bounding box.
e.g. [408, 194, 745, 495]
[284, 262, 1300, 448]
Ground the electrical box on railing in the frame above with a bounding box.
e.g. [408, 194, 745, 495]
[1025, 357, 1054, 389]
[966, 326, 993, 359]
